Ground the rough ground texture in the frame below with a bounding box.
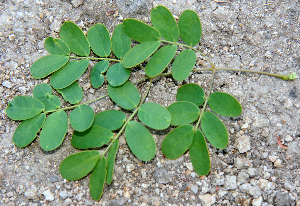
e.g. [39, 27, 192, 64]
[1, 0, 300, 205]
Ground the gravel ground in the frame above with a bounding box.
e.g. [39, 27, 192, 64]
[1, 0, 300, 205]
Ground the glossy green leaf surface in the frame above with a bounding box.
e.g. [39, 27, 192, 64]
[56, 81, 83, 104]
[89, 156, 107, 200]
[71, 126, 113, 149]
[161, 124, 194, 159]
[90, 60, 109, 88]
[178, 10, 202, 46]
[145, 45, 177, 77]
[123, 18, 161, 43]
[172, 49, 196, 81]
[40, 110, 68, 151]
[125, 121, 156, 161]
[151, 5, 179, 42]
[122, 41, 161, 68]
[6, 96, 45, 120]
[176, 84, 205, 106]
[208, 92, 242, 117]
[13, 113, 46, 148]
[107, 81, 140, 110]
[33, 83, 60, 112]
[60, 21, 90, 56]
[138, 102, 171, 130]
[30, 55, 69, 79]
[106, 139, 119, 185]
[167, 101, 200, 126]
[190, 130, 211, 176]
[44, 37, 70, 56]
[87, 23, 111, 57]
[112, 23, 131, 59]
[50, 59, 89, 89]
[59, 150, 100, 181]
[201, 111, 228, 149]
[93, 110, 126, 131]
[107, 63, 130, 87]
[69, 105, 95, 132]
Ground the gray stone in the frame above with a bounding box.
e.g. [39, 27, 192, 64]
[235, 157, 252, 169]
[49, 175, 60, 183]
[235, 135, 251, 153]
[237, 171, 249, 184]
[59, 191, 68, 199]
[42, 189, 54, 201]
[191, 184, 198, 194]
[153, 167, 171, 184]
[224, 175, 237, 190]
[109, 197, 129, 206]
[116, 0, 152, 17]
[71, 0, 84, 8]
[24, 188, 37, 200]
[275, 192, 294, 206]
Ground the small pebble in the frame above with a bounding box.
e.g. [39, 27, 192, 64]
[126, 164, 135, 172]
[42, 189, 54, 201]
[153, 167, 171, 184]
[236, 135, 251, 153]
[274, 159, 282, 167]
[2, 80, 12, 88]
[252, 196, 263, 206]
[199, 194, 216, 206]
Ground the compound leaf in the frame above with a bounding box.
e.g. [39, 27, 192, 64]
[161, 124, 194, 159]
[6, 96, 45, 120]
[190, 129, 211, 176]
[93, 110, 126, 131]
[151, 5, 179, 42]
[125, 121, 156, 161]
[201, 111, 228, 149]
[107, 63, 130, 87]
[167, 101, 200, 126]
[60, 21, 90, 56]
[208, 92, 242, 117]
[50, 59, 89, 89]
[90, 60, 109, 88]
[87, 23, 111, 57]
[138, 102, 171, 130]
[40, 110, 68, 151]
[44, 37, 70, 56]
[106, 139, 119, 185]
[178, 10, 202, 46]
[112, 23, 131, 59]
[59, 150, 100, 181]
[13, 113, 46, 148]
[123, 18, 161, 43]
[71, 126, 113, 149]
[122, 41, 161, 68]
[145, 45, 177, 77]
[107, 81, 140, 110]
[172, 49, 196, 81]
[56, 81, 83, 104]
[176, 83, 205, 106]
[30, 55, 69, 79]
[89, 156, 107, 200]
[33, 83, 60, 112]
[70, 105, 95, 132]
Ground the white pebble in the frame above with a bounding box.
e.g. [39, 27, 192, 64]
[285, 135, 293, 142]
[199, 194, 216, 206]
[2, 81, 12, 88]
[42, 189, 54, 201]
[126, 164, 135, 172]
[236, 135, 251, 153]
[274, 159, 282, 167]
[252, 196, 263, 206]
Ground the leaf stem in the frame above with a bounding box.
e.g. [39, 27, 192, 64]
[69, 55, 121, 62]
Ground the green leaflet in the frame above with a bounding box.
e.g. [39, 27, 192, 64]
[178, 10, 202, 46]
[107, 81, 140, 110]
[33, 83, 60, 112]
[176, 83, 205, 106]
[50, 59, 89, 89]
[106, 139, 119, 185]
[125, 121, 156, 161]
[44, 37, 70, 56]
[138, 102, 171, 130]
[112, 23, 131, 59]
[122, 41, 161, 68]
[208, 92, 242, 117]
[190, 130, 211, 176]
[39, 110, 68, 151]
[71, 125, 113, 149]
[89, 156, 107, 200]
[6, 96, 45, 120]
[145, 45, 177, 77]
[172, 49, 196, 81]
[167, 101, 200, 126]
[151, 5, 179, 42]
[90, 60, 109, 88]
[123, 18, 161, 43]
[107, 63, 130, 87]
[87, 23, 111, 57]
[59, 150, 100, 181]
[13, 113, 46, 148]
[201, 111, 228, 149]
[93, 110, 126, 131]
[69, 105, 95, 132]
[161, 124, 194, 159]
[60, 21, 90, 56]
[30, 55, 69, 79]
[56, 81, 83, 104]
